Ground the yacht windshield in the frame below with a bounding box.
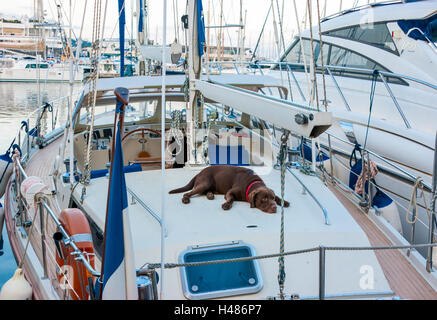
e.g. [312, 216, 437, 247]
[78, 100, 179, 127]
[279, 38, 406, 85]
[323, 23, 398, 54]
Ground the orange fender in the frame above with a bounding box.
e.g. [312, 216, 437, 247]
[55, 208, 95, 300]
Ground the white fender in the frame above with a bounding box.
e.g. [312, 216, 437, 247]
[20, 176, 49, 214]
[0, 269, 32, 300]
[378, 202, 403, 235]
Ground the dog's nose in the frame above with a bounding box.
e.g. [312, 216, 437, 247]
[269, 205, 277, 214]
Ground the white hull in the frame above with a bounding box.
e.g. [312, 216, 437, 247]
[0, 67, 84, 83]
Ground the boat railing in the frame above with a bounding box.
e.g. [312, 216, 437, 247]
[127, 187, 168, 237]
[406, 27, 437, 52]
[143, 240, 437, 300]
[206, 59, 437, 131]
[204, 96, 436, 270]
[11, 91, 82, 163]
[12, 155, 101, 283]
[320, 130, 437, 270]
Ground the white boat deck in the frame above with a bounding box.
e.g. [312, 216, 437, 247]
[75, 166, 392, 299]
[11, 136, 437, 299]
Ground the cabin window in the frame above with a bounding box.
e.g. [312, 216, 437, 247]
[179, 241, 263, 299]
[25, 63, 48, 69]
[323, 23, 398, 54]
[280, 38, 406, 85]
[327, 45, 406, 84]
[329, 45, 380, 70]
[284, 38, 329, 70]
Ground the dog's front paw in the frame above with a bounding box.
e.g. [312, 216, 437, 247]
[182, 197, 190, 204]
[222, 202, 232, 210]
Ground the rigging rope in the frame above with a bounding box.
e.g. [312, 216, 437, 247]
[363, 70, 379, 150]
[292, 0, 311, 100]
[277, 130, 289, 300]
[83, 0, 103, 186]
[315, 0, 328, 111]
[405, 177, 432, 226]
[81, 0, 108, 195]
[306, 0, 320, 111]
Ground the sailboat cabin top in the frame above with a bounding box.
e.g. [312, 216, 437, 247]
[72, 74, 288, 133]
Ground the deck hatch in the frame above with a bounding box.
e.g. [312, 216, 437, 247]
[179, 241, 263, 300]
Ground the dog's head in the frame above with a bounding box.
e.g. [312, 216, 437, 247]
[248, 187, 278, 214]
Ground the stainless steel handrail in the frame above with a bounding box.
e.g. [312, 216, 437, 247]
[127, 186, 168, 237]
[325, 66, 351, 111]
[207, 60, 437, 92]
[378, 72, 411, 129]
[286, 167, 330, 225]
[325, 131, 433, 191]
[406, 27, 437, 51]
[14, 158, 101, 277]
[209, 59, 437, 130]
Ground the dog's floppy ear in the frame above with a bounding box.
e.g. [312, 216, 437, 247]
[247, 189, 260, 208]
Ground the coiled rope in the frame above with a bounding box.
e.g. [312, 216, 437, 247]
[405, 177, 431, 225]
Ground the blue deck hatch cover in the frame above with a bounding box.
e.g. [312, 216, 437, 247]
[178, 241, 263, 299]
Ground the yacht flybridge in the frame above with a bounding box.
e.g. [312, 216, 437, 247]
[0, 0, 437, 301]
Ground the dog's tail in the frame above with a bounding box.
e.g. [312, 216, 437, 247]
[168, 176, 196, 194]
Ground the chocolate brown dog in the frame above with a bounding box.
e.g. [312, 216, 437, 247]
[168, 165, 290, 213]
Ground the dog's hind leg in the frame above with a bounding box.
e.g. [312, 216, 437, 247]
[206, 191, 215, 200]
[182, 183, 211, 204]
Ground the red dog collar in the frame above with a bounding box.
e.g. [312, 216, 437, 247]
[245, 181, 263, 202]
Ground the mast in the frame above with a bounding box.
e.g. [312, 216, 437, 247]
[187, 0, 205, 165]
[241, 8, 247, 63]
[237, 0, 243, 63]
[270, 0, 281, 59]
[160, 0, 168, 299]
[68, 0, 74, 185]
[217, 0, 223, 63]
[37, 0, 46, 59]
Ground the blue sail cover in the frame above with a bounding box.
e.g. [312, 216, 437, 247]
[197, 0, 206, 56]
[398, 12, 437, 42]
[138, 0, 144, 33]
[118, 0, 126, 77]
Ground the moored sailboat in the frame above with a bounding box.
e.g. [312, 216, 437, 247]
[1, 0, 437, 301]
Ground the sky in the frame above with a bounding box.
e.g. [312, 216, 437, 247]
[0, 0, 376, 58]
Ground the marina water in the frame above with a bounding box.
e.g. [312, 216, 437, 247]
[0, 82, 71, 288]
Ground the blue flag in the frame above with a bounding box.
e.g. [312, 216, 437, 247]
[100, 107, 137, 299]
